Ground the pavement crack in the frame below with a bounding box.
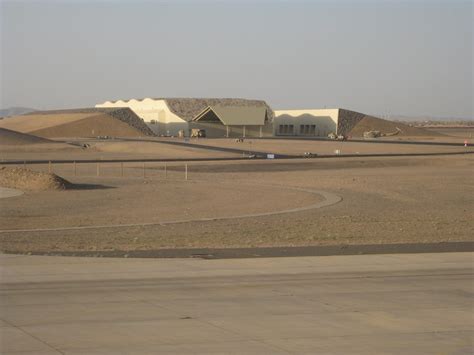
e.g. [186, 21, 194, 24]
[1, 318, 65, 354]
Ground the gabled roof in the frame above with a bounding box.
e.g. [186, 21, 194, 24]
[194, 105, 267, 126]
[104, 98, 273, 122]
[161, 98, 273, 122]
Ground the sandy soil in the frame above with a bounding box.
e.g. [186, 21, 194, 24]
[371, 127, 473, 143]
[0, 128, 53, 145]
[425, 127, 474, 139]
[0, 113, 90, 132]
[0, 140, 241, 161]
[2, 136, 471, 162]
[92, 141, 241, 159]
[348, 116, 441, 137]
[0, 179, 323, 230]
[173, 138, 473, 155]
[0, 142, 82, 154]
[0, 154, 472, 254]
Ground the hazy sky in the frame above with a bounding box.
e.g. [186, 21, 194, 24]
[1, 0, 472, 118]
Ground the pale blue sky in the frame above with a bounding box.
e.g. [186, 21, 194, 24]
[1, 0, 472, 118]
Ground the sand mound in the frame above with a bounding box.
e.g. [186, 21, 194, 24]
[0, 128, 53, 145]
[0, 167, 71, 191]
[0, 108, 155, 138]
[348, 116, 443, 137]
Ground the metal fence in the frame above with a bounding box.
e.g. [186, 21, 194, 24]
[4, 161, 190, 181]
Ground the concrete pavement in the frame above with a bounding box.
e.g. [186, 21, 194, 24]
[1, 252, 473, 354]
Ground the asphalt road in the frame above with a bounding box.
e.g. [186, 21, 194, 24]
[1, 252, 473, 354]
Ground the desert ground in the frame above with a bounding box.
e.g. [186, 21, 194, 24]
[0, 139, 242, 161]
[162, 136, 471, 155]
[1, 144, 472, 254]
[425, 127, 474, 139]
[1, 125, 472, 255]
[1, 135, 472, 163]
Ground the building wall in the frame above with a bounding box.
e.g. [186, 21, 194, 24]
[273, 109, 339, 137]
[97, 98, 272, 138]
[188, 122, 273, 138]
[147, 121, 189, 136]
[146, 122, 272, 138]
[96, 98, 187, 136]
[98, 98, 274, 137]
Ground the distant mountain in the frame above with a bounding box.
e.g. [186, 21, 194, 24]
[0, 107, 36, 118]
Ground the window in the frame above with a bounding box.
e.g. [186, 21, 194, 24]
[298, 124, 317, 135]
[278, 124, 294, 135]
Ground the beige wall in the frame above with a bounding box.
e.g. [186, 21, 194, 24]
[273, 109, 340, 136]
[188, 122, 272, 138]
[96, 98, 186, 136]
[147, 121, 189, 136]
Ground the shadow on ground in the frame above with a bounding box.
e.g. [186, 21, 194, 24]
[10, 242, 473, 259]
[68, 183, 116, 190]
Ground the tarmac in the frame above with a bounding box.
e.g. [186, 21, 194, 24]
[1, 252, 473, 354]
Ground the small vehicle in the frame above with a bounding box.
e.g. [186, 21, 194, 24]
[190, 129, 206, 138]
[327, 132, 347, 141]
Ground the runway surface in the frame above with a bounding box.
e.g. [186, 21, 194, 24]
[1, 252, 472, 354]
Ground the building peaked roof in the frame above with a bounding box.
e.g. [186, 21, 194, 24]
[194, 105, 266, 126]
[160, 98, 273, 122]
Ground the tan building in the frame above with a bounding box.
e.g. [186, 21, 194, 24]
[96, 98, 274, 138]
[274, 109, 339, 137]
[274, 108, 380, 137]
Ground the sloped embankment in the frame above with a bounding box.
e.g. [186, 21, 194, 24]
[0, 108, 155, 138]
[337, 109, 444, 137]
[0, 128, 53, 145]
[348, 116, 444, 137]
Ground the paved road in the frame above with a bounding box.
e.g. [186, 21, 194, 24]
[1, 252, 472, 354]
